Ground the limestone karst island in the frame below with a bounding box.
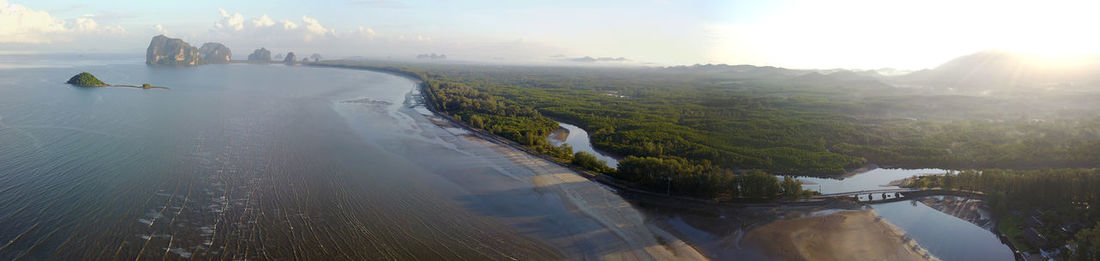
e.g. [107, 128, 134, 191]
[145, 35, 231, 66]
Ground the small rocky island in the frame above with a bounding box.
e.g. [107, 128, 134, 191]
[146, 35, 202, 66]
[199, 42, 232, 64]
[66, 72, 108, 87]
[65, 72, 167, 90]
[247, 48, 272, 62]
[283, 52, 297, 64]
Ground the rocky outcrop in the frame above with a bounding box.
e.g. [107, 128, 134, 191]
[283, 52, 296, 64]
[247, 48, 272, 62]
[146, 35, 202, 66]
[199, 42, 232, 63]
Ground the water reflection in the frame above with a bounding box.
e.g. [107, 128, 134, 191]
[547, 122, 619, 168]
[793, 168, 950, 194]
[0, 64, 698, 260]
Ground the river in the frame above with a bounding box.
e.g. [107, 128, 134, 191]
[549, 118, 1015, 260]
[0, 59, 702, 260]
[548, 121, 620, 168]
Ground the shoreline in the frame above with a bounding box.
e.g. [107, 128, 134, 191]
[744, 210, 938, 261]
[309, 63, 1017, 260]
[323, 63, 710, 260]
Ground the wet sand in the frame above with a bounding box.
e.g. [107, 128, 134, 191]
[743, 210, 936, 261]
[547, 127, 570, 146]
[457, 123, 707, 260]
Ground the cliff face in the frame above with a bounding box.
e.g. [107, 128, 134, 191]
[283, 52, 297, 64]
[146, 35, 203, 66]
[247, 48, 272, 62]
[199, 43, 232, 63]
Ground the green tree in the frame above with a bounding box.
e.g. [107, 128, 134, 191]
[572, 151, 610, 173]
[1071, 223, 1100, 261]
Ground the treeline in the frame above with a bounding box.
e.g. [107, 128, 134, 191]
[907, 169, 1100, 258]
[315, 60, 814, 201]
[615, 155, 810, 200]
[319, 60, 1100, 176]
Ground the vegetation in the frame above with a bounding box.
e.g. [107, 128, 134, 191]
[318, 61, 1100, 176]
[313, 60, 1100, 207]
[66, 72, 107, 87]
[315, 61, 816, 201]
[1072, 223, 1100, 261]
[907, 169, 1100, 256]
[572, 151, 612, 174]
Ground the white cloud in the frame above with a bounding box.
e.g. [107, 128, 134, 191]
[351, 26, 376, 40]
[74, 17, 124, 34]
[0, 0, 125, 44]
[203, 9, 468, 59]
[301, 16, 334, 37]
[210, 10, 344, 44]
[280, 20, 298, 30]
[251, 15, 274, 28]
[153, 24, 167, 35]
[215, 8, 244, 31]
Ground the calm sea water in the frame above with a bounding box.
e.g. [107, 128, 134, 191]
[0, 62, 680, 260]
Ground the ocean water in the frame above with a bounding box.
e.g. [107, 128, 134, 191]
[0, 62, 678, 260]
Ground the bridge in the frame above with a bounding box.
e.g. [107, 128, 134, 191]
[815, 188, 920, 198]
[812, 188, 984, 204]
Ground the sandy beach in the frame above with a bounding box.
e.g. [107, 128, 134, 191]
[744, 210, 937, 261]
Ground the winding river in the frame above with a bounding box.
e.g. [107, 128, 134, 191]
[549, 119, 1015, 260]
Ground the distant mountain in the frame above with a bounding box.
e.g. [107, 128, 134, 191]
[665, 64, 891, 89]
[568, 56, 626, 63]
[417, 53, 447, 60]
[283, 52, 296, 64]
[199, 43, 231, 64]
[893, 50, 1100, 94]
[146, 35, 202, 66]
[248, 48, 272, 62]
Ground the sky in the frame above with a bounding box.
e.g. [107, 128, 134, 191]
[2, 0, 1099, 69]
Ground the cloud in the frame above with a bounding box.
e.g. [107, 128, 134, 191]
[349, 26, 377, 40]
[153, 24, 166, 35]
[300, 16, 334, 41]
[280, 20, 298, 30]
[0, 0, 124, 44]
[251, 15, 274, 28]
[74, 16, 124, 34]
[209, 9, 349, 44]
[215, 8, 244, 31]
[199, 8, 509, 60]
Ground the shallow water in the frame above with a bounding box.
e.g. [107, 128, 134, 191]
[0, 63, 684, 260]
[794, 168, 949, 194]
[874, 199, 1015, 260]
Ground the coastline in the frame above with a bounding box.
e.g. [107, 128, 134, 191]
[309, 63, 1016, 261]
[321, 63, 710, 260]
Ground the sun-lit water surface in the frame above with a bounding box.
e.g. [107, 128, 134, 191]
[0, 62, 682, 260]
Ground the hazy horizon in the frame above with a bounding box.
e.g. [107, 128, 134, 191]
[4, 0, 1100, 70]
